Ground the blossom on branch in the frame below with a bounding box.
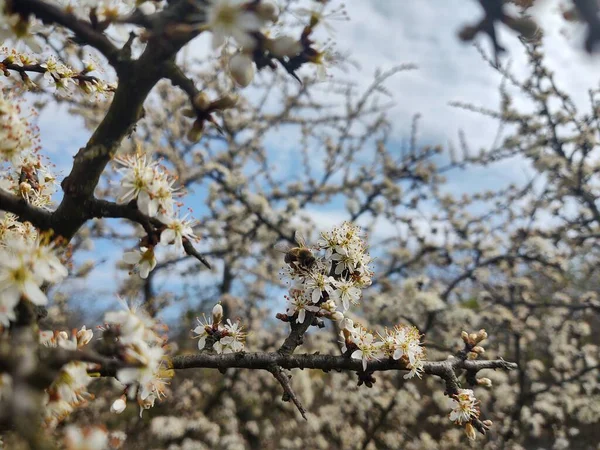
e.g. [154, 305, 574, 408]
[159, 213, 198, 249]
[448, 388, 480, 425]
[41, 326, 97, 428]
[103, 300, 173, 417]
[193, 302, 247, 354]
[204, 0, 263, 50]
[122, 246, 157, 279]
[0, 235, 67, 327]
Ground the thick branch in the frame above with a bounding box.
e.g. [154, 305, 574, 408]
[87, 198, 160, 235]
[278, 312, 316, 356]
[0, 189, 54, 231]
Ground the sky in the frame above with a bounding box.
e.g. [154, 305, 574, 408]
[28, 0, 600, 321]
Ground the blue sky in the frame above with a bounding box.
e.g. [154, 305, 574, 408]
[32, 0, 600, 323]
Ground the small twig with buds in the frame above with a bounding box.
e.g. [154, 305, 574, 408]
[268, 365, 308, 420]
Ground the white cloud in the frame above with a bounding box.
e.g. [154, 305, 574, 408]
[333, 0, 600, 146]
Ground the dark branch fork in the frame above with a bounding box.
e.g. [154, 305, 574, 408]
[3, 0, 211, 266]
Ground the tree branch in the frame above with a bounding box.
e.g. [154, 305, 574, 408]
[278, 312, 316, 356]
[269, 365, 308, 420]
[168, 351, 516, 378]
[12, 0, 122, 67]
[0, 189, 54, 231]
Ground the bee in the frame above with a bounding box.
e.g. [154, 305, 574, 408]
[275, 230, 316, 270]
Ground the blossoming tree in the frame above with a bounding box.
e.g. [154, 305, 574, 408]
[0, 0, 598, 449]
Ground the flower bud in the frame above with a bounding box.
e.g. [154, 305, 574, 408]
[467, 351, 478, 360]
[477, 377, 492, 387]
[256, 0, 279, 22]
[110, 397, 127, 414]
[229, 53, 255, 88]
[465, 423, 476, 441]
[76, 326, 93, 347]
[321, 300, 336, 312]
[19, 181, 33, 196]
[469, 333, 478, 343]
[472, 346, 485, 354]
[476, 329, 488, 342]
[331, 311, 344, 322]
[342, 318, 354, 331]
[482, 419, 493, 429]
[193, 92, 211, 111]
[212, 303, 223, 326]
[461, 330, 469, 344]
[267, 36, 303, 57]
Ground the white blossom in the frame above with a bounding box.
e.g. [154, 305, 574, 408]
[448, 389, 480, 424]
[205, 0, 262, 49]
[122, 246, 157, 279]
[159, 213, 197, 248]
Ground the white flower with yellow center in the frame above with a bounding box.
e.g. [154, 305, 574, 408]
[448, 389, 480, 424]
[123, 246, 157, 279]
[350, 331, 384, 371]
[159, 213, 197, 248]
[205, 0, 261, 49]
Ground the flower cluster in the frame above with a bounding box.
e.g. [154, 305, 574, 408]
[0, 86, 59, 212]
[280, 223, 373, 324]
[340, 320, 383, 371]
[278, 223, 426, 376]
[380, 324, 426, 378]
[193, 303, 246, 354]
[115, 150, 199, 279]
[114, 151, 178, 218]
[1, 49, 115, 98]
[102, 301, 173, 417]
[338, 319, 426, 376]
[41, 327, 96, 429]
[0, 89, 36, 166]
[0, 235, 68, 327]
